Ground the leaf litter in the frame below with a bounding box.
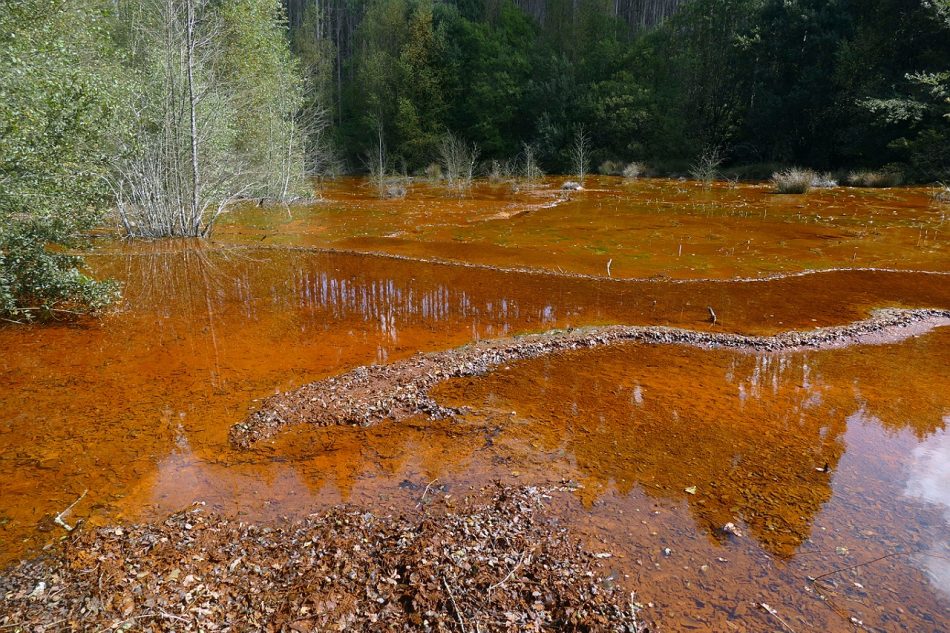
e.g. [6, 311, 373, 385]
[0, 484, 650, 632]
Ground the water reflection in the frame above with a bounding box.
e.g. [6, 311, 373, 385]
[105, 242, 569, 345]
[116, 325, 949, 630]
[1, 240, 947, 629]
[137, 432, 326, 520]
[1, 243, 948, 579]
[432, 332, 948, 559]
[98, 242, 950, 345]
[423, 331, 949, 629]
[905, 424, 950, 598]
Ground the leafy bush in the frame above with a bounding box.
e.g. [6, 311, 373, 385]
[771, 168, 817, 194]
[598, 160, 624, 176]
[0, 0, 122, 322]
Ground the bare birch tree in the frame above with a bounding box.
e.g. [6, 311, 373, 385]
[438, 132, 479, 197]
[520, 143, 544, 184]
[570, 125, 591, 184]
[112, 0, 315, 237]
[365, 119, 388, 197]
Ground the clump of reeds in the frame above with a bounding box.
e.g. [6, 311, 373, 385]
[771, 167, 817, 194]
[932, 181, 950, 203]
[810, 172, 838, 188]
[487, 159, 514, 184]
[846, 169, 903, 187]
[384, 181, 408, 199]
[623, 162, 645, 180]
[423, 162, 442, 181]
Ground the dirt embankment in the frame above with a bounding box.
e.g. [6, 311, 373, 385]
[231, 308, 950, 448]
[0, 485, 648, 632]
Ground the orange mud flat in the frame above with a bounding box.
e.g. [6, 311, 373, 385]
[217, 176, 949, 280]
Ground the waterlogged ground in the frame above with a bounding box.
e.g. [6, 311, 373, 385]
[219, 177, 948, 279]
[1, 177, 948, 631]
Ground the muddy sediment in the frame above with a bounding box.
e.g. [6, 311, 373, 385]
[0, 485, 648, 632]
[231, 308, 950, 448]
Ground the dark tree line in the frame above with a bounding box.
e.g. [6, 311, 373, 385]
[285, 0, 950, 180]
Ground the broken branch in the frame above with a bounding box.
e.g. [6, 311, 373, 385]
[53, 489, 88, 532]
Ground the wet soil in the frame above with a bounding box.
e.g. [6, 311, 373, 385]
[218, 177, 949, 279]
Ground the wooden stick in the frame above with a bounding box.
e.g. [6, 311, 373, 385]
[808, 551, 905, 583]
[417, 478, 438, 508]
[53, 489, 88, 532]
[758, 603, 796, 633]
[442, 576, 467, 633]
[489, 549, 529, 593]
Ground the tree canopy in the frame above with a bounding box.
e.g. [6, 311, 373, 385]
[290, 0, 950, 178]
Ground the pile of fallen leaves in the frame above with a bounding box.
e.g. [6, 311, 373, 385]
[1, 485, 649, 632]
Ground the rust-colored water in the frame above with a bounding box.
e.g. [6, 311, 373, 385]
[430, 333, 950, 631]
[218, 177, 948, 279]
[1, 180, 948, 631]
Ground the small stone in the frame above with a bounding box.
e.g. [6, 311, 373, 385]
[721, 522, 743, 537]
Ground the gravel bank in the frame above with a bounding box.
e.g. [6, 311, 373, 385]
[231, 308, 950, 448]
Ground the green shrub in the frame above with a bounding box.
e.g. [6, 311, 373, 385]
[0, 0, 123, 322]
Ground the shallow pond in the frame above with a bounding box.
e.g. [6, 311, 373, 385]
[1, 178, 948, 631]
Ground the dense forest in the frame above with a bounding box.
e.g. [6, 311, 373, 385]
[1, 0, 949, 319]
[284, 0, 950, 178]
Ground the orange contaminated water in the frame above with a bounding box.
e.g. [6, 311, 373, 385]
[1, 179, 948, 631]
[430, 333, 950, 631]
